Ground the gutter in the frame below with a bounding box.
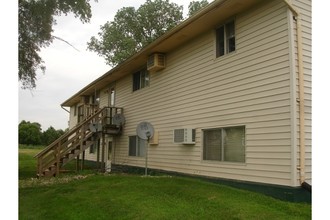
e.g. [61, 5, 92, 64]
[282, 0, 307, 186]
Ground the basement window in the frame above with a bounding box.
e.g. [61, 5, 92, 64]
[133, 68, 149, 92]
[216, 20, 235, 57]
[89, 139, 99, 154]
[129, 135, 147, 157]
[203, 126, 245, 163]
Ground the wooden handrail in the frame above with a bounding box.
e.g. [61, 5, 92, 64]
[34, 107, 105, 159]
[35, 106, 124, 177]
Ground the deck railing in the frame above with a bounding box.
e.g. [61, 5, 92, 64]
[34, 106, 124, 177]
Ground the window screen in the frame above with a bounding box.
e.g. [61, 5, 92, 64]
[203, 126, 245, 163]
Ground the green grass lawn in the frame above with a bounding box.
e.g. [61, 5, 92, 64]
[19, 147, 43, 179]
[19, 147, 311, 220]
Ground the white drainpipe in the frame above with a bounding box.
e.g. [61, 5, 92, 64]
[282, 0, 306, 185]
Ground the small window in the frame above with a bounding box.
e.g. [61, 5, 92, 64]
[216, 20, 235, 57]
[89, 139, 99, 154]
[133, 68, 149, 92]
[129, 136, 147, 157]
[89, 144, 95, 154]
[73, 104, 77, 116]
[91, 90, 100, 105]
[203, 126, 245, 163]
[77, 105, 84, 123]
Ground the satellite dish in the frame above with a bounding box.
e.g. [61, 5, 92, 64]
[136, 121, 154, 140]
[89, 122, 102, 132]
[113, 114, 125, 126]
[89, 123, 97, 132]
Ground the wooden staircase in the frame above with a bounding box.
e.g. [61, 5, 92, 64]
[34, 107, 123, 177]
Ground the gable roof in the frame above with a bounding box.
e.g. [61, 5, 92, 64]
[61, 0, 264, 107]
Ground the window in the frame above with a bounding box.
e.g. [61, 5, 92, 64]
[133, 68, 149, 91]
[91, 90, 100, 105]
[216, 20, 235, 57]
[203, 126, 245, 163]
[74, 104, 77, 116]
[109, 87, 115, 106]
[77, 105, 84, 123]
[89, 139, 99, 154]
[129, 136, 147, 157]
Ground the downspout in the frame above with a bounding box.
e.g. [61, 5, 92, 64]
[282, 0, 307, 187]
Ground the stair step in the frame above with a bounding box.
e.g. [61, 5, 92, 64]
[36, 107, 112, 178]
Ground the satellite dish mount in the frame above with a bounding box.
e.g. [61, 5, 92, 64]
[136, 122, 154, 176]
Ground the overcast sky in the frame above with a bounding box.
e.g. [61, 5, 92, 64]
[18, 0, 193, 131]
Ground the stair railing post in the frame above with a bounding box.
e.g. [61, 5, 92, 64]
[37, 156, 42, 177]
[81, 151, 85, 171]
[78, 126, 84, 172]
[101, 133, 105, 172]
[76, 154, 80, 172]
[80, 125, 85, 153]
[56, 143, 61, 176]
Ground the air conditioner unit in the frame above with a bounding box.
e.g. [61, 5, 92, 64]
[173, 128, 196, 145]
[147, 53, 165, 72]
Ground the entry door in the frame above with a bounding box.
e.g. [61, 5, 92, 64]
[105, 141, 113, 172]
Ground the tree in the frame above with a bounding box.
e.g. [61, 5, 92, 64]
[87, 0, 183, 66]
[18, 120, 42, 145]
[19, 0, 96, 89]
[188, 0, 209, 17]
[19, 121, 66, 146]
[42, 126, 65, 145]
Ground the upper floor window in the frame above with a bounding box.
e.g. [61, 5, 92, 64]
[133, 68, 149, 92]
[73, 104, 77, 116]
[77, 105, 84, 123]
[91, 90, 100, 105]
[216, 20, 235, 57]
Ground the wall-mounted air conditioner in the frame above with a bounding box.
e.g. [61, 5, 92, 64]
[173, 128, 196, 145]
[147, 53, 165, 72]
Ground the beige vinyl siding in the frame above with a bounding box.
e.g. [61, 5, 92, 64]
[110, 0, 296, 186]
[69, 105, 77, 129]
[292, 0, 312, 185]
